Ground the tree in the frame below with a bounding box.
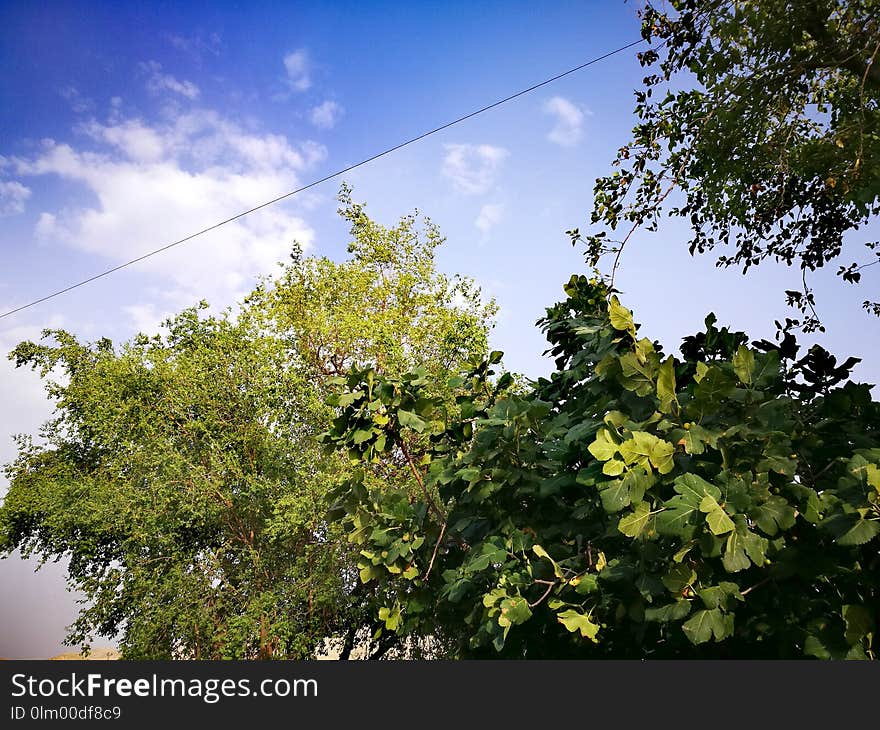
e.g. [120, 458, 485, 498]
[325, 275, 880, 658]
[573, 0, 880, 331]
[0, 187, 495, 659]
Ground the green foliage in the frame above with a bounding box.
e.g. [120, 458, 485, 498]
[574, 0, 880, 330]
[324, 275, 880, 658]
[0, 187, 495, 659]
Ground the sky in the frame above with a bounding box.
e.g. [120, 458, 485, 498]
[1, 1, 878, 658]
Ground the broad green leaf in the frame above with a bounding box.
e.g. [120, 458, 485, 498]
[608, 295, 636, 338]
[359, 565, 382, 583]
[397, 409, 426, 432]
[588, 428, 619, 461]
[618, 352, 655, 396]
[378, 605, 401, 630]
[352, 428, 374, 445]
[618, 501, 651, 538]
[656, 496, 699, 536]
[722, 534, 751, 573]
[673, 542, 695, 563]
[456, 467, 481, 483]
[842, 605, 874, 645]
[602, 459, 626, 476]
[532, 544, 564, 579]
[752, 495, 796, 536]
[757, 452, 797, 477]
[644, 600, 691, 623]
[697, 582, 742, 609]
[600, 479, 631, 512]
[657, 356, 678, 413]
[482, 588, 507, 608]
[604, 410, 628, 429]
[694, 366, 736, 404]
[733, 345, 755, 385]
[337, 391, 364, 407]
[467, 544, 508, 572]
[682, 608, 732, 645]
[866, 463, 880, 492]
[622, 467, 655, 505]
[650, 439, 675, 474]
[557, 609, 600, 641]
[619, 431, 675, 474]
[572, 574, 599, 594]
[681, 423, 715, 455]
[837, 519, 880, 546]
[700, 494, 735, 535]
[803, 634, 832, 659]
[752, 349, 781, 388]
[674, 473, 721, 506]
[662, 563, 696, 594]
[498, 596, 532, 628]
[742, 530, 768, 565]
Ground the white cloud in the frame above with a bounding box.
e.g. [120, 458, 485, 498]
[475, 203, 504, 233]
[0, 313, 66, 471]
[13, 106, 325, 309]
[442, 144, 509, 195]
[0, 181, 31, 216]
[123, 302, 174, 335]
[80, 118, 166, 162]
[309, 100, 343, 130]
[142, 61, 200, 100]
[167, 31, 222, 61]
[59, 86, 94, 114]
[283, 49, 311, 92]
[543, 96, 586, 147]
[34, 211, 58, 239]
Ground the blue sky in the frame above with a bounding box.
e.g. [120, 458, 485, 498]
[1, 1, 878, 657]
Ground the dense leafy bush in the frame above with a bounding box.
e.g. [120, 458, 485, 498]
[325, 275, 879, 658]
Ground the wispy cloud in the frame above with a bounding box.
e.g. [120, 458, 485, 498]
[283, 49, 311, 92]
[142, 61, 200, 100]
[123, 302, 175, 336]
[13, 105, 325, 308]
[59, 86, 94, 114]
[309, 100, 343, 130]
[543, 96, 586, 147]
[475, 203, 504, 233]
[0, 181, 31, 216]
[442, 144, 509, 195]
[166, 31, 222, 61]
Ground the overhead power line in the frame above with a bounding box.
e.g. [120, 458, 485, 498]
[0, 38, 644, 320]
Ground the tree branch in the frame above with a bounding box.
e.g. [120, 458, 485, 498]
[396, 434, 446, 523]
[423, 521, 447, 581]
[529, 580, 557, 608]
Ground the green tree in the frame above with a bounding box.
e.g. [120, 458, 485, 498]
[574, 0, 880, 331]
[0, 188, 495, 659]
[325, 276, 880, 658]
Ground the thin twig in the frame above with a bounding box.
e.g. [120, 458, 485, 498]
[609, 150, 692, 289]
[529, 580, 557, 608]
[423, 521, 447, 581]
[741, 576, 773, 597]
[801, 266, 821, 327]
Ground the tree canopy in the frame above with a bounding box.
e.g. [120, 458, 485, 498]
[574, 0, 880, 331]
[3, 2, 880, 662]
[324, 276, 879, 658]
[0, 188, 495, 658]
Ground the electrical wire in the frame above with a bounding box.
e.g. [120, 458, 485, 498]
[0, 38, 645, 320]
